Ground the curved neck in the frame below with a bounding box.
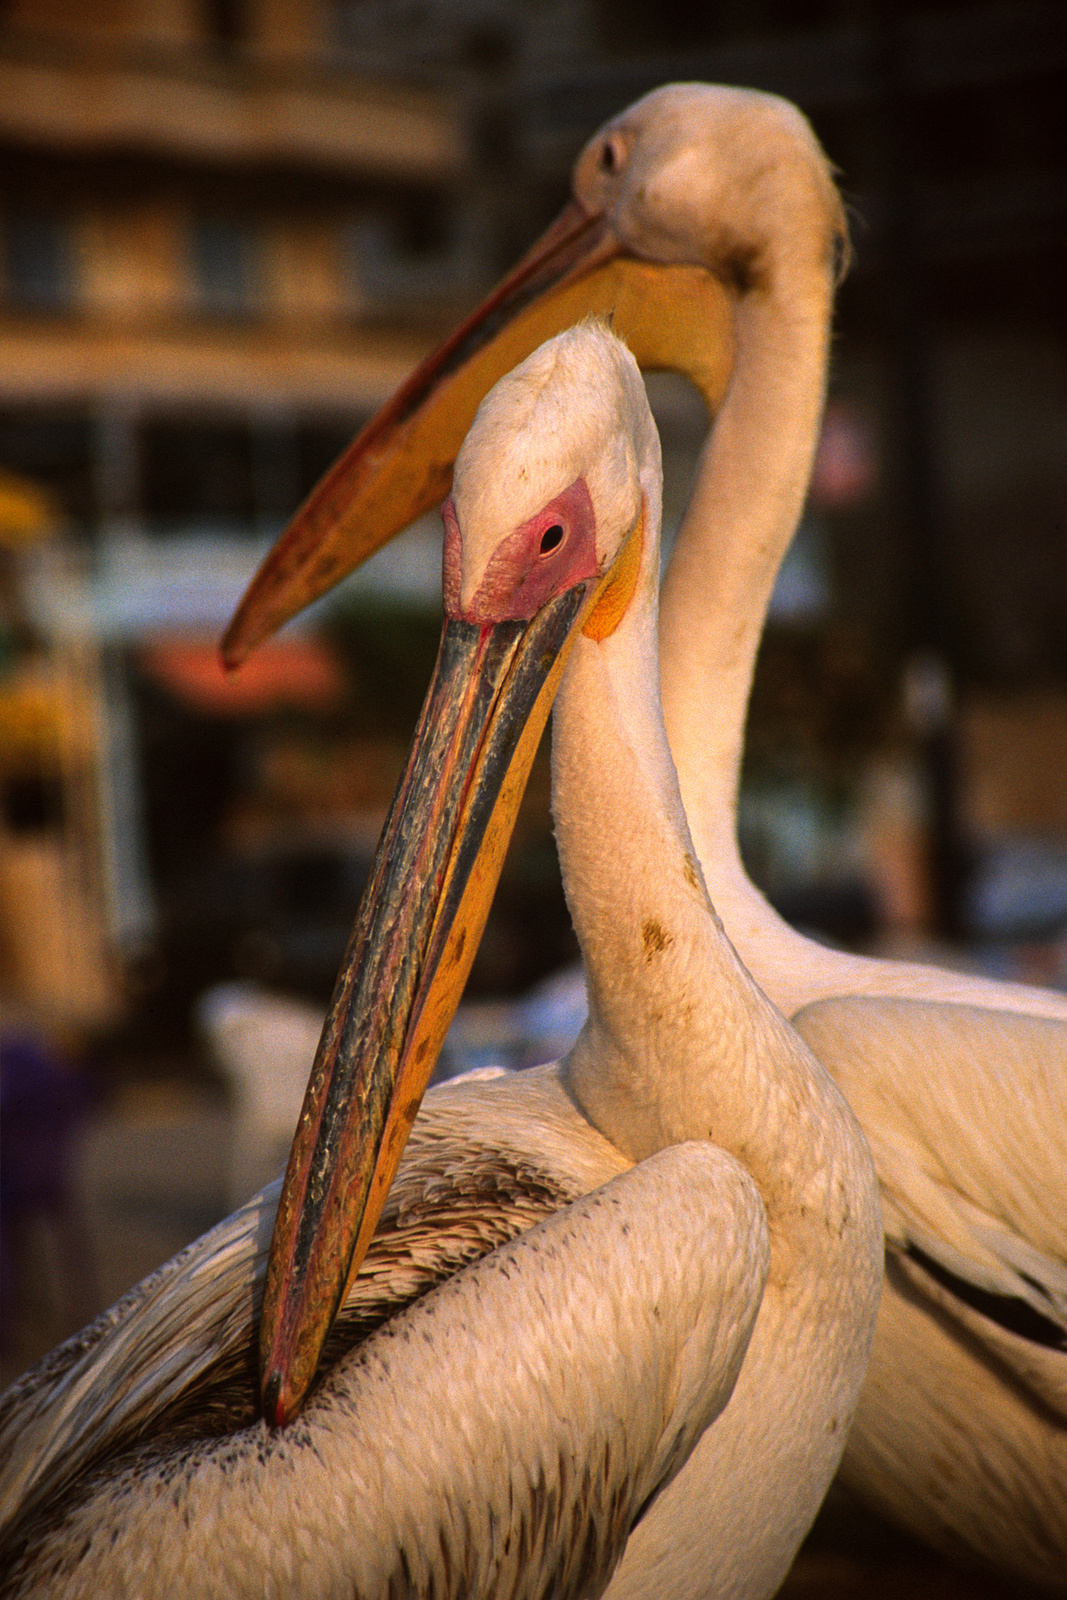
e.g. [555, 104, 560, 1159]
[553, 511, 844, 1206]
[657, 267, 835, 898]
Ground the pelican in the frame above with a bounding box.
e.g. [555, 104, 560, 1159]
[0, 327, 881, 1596]
[221, 84, 1067, 1589]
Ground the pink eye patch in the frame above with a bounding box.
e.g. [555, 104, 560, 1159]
[443, 478, 599, 624]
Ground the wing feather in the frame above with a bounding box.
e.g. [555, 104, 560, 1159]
[794, 994, 1067, 1410]
[0, 1066, 623, 1544]
[2, 1144, 767, 1600]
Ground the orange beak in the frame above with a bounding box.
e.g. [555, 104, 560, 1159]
[221, 204, 733, 668]
[259, 507, 646, 1426]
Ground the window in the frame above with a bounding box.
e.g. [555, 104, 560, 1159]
[0, 408, 94, 526]
[343, 196, 471, 312]
[140, 418, 256, 532]
[189, 214, 259, 318]
[2, 210, 76, 311]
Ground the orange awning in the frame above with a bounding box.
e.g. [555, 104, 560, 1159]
[139, 636, 345, 717]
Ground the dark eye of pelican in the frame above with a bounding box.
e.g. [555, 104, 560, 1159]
[600, 135, 623, 174]
[831, 227, 849, 286]
[539, 524, 564, 556]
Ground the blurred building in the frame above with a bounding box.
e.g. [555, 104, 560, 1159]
[2, 0, 1067, 1038]
[0, 0, 479, 588]
[0, 1, 482, 1025]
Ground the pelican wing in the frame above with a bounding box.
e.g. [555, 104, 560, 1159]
[2, 1142, 767, 1600]
[0, 1070, 637, 1535]
[795, 996, 1067, 1409]
[0, 1068, 610, 1543]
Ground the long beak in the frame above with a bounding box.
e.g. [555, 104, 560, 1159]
[260, 578, 601, 1427]
[222, 207, 733, 667]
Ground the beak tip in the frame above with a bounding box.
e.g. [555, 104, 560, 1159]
[262, 1366, 295, 1430]
[219, 620, 249, 672]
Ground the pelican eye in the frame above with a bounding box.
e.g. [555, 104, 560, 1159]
[539, 524, 565, 556]
[831, 227, 850, 286]
[599, 135, 624, 175]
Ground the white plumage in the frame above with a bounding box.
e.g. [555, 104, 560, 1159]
[575, 87, 1067, 1589]
[220, 81, 1067, 1589]
[0, 326, 881, 1598]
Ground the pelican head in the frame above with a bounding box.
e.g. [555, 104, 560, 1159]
[447, 321, 655, 615]
[260, 324, 657, 1426]
[570, 83, 844, 283]
[222, 84, 841, 668]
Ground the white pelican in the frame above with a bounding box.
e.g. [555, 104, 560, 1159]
[0, 327, 881, 1596]
[222, 84, 1067, 1589]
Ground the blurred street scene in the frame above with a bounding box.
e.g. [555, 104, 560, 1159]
[1, 3, 1066, 1588]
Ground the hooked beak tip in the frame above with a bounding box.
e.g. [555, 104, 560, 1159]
[219, 639, 243, 673]
[262, 1369, 290, 1429]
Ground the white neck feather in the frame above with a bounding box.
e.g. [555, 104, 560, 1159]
[659, 272, 834, 882]
[553, 492, 854, 1213]
[653, 244, 866, 1013]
